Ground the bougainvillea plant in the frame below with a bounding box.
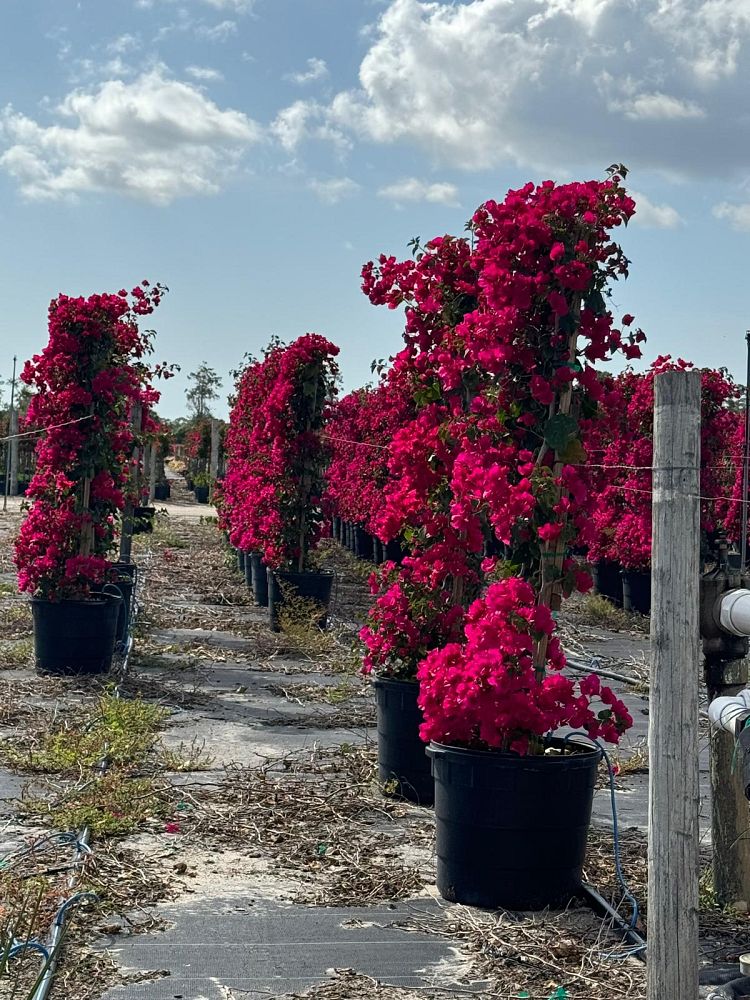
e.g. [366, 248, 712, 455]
[15, 283, 167, 600]
[587, 358, 739, 571]
[221, 334, 339, 571]
[323, 369, 414, 535]
[359, 171, 641, 752]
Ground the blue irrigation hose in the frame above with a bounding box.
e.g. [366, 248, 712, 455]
[8, 941, 50, 961]
[562, 732, 641, 933]
[53, 892, 98, 927]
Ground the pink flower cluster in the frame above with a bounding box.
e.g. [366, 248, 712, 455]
[15, 283, 165, 599]
[219, 335, 339, 570]
[587, 357, 739, 570]
[323, 371, 413, 533]
[417, 578, 632, 753]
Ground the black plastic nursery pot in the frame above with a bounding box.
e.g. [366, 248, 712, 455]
[384, 538, 406, 564]
[109, 562, 137, 648]
[244, 553, 254, 591]
[236, 549, 246, 575]
[153, 482, 170, 501]
[250, 552, 269, 607]
[194, 485, 210, 504]
[354, 527, 374, 562]
[372, 539, 384, 565]
[373, 677, 433, 806]
[332, 516, 341, 542]
[267, 569, 334, 633]
[32, 593, 122, 676]
[622, 569, 651, 615]
[592, 559, 623, 607]
[428, 738, 602, 910]
[132, 505, 156, 535]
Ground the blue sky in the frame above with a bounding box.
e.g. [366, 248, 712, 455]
[1, 0, 749, 418]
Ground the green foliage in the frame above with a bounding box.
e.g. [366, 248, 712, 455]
[1, 695, 167, 773]
[0, 639, 32, 669]
[543, 412, 578, 452]
[26, 773, 168, 837]
[278, 586, 334, 657]
[187, 362, 222, 418]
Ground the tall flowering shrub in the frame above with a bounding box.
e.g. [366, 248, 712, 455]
[361, 175, 640, 751]
[219, 343, 284, 556]
[323, 371, 414, 534]
[15, 283, 166, 600]
[222, 335, 339, 571]
[720, 411, 750, 544]
[588, 358, 739, 571]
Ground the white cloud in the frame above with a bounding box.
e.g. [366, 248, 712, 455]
[713, 201, 750, 231]
[137, 0, 253, 10]
[378, 176, 459, 206]
[186, 65, 224, 81]
[629, 190, 683, 228]
[617, 92, 706, 122]
[0, 69, 261, 205]
[203, 0, 254, 9]
[285, 58, 329, 86]
[196, 19, 237, 41]
[308, 177, 360, 204]
[277, 0, 750, 181]
[106, 33, 140, 55]
[271, 100, 350, 153]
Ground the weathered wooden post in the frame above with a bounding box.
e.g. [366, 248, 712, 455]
[2, 355, 17, 512]
[9, 406, 18, 497]
[119, 404, 142, 564]
[210, 418, 219, 497]
[648, 369, 701, 1000]
[147, 443, 157, 503]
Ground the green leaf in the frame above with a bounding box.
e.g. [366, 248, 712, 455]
[413, 380, 442, 407]
[559, 437, 586, 464]
[543, 413, 578, 452]
[584, 289, 606, 313]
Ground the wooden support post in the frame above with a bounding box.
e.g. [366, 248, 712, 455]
[648, 369, 701, 1000]
[8, 407, 18, 496]
[120, 404, 142, 564]
[147, 444, 156, 503]
[210, 418, 219, 491]
[706, 656, 750, 905]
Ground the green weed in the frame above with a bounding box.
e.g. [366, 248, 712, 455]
[0, 639, 32, 669]
[1, 695, 168, 773]
[24, 773, 168, 838]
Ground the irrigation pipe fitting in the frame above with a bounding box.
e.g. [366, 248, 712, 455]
[717, 588, 750, 638]
[708, 688, 750, 736]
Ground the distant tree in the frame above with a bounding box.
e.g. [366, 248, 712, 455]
[187, 363, 222, 418]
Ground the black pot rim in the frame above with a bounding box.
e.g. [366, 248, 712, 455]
[31, 593, 123, 607]
[428, 736, 602, 763]
[372, 675, 419, 690]
[271, 568, 334, 580]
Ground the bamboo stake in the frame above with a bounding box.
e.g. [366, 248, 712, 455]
[533, 301, 581, 677]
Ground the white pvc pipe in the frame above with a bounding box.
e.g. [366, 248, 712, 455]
[718, 588, 750, 637]
[708, 688, 750, 734]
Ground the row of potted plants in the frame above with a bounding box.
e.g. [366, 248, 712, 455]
[217, 334, 341, 630]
